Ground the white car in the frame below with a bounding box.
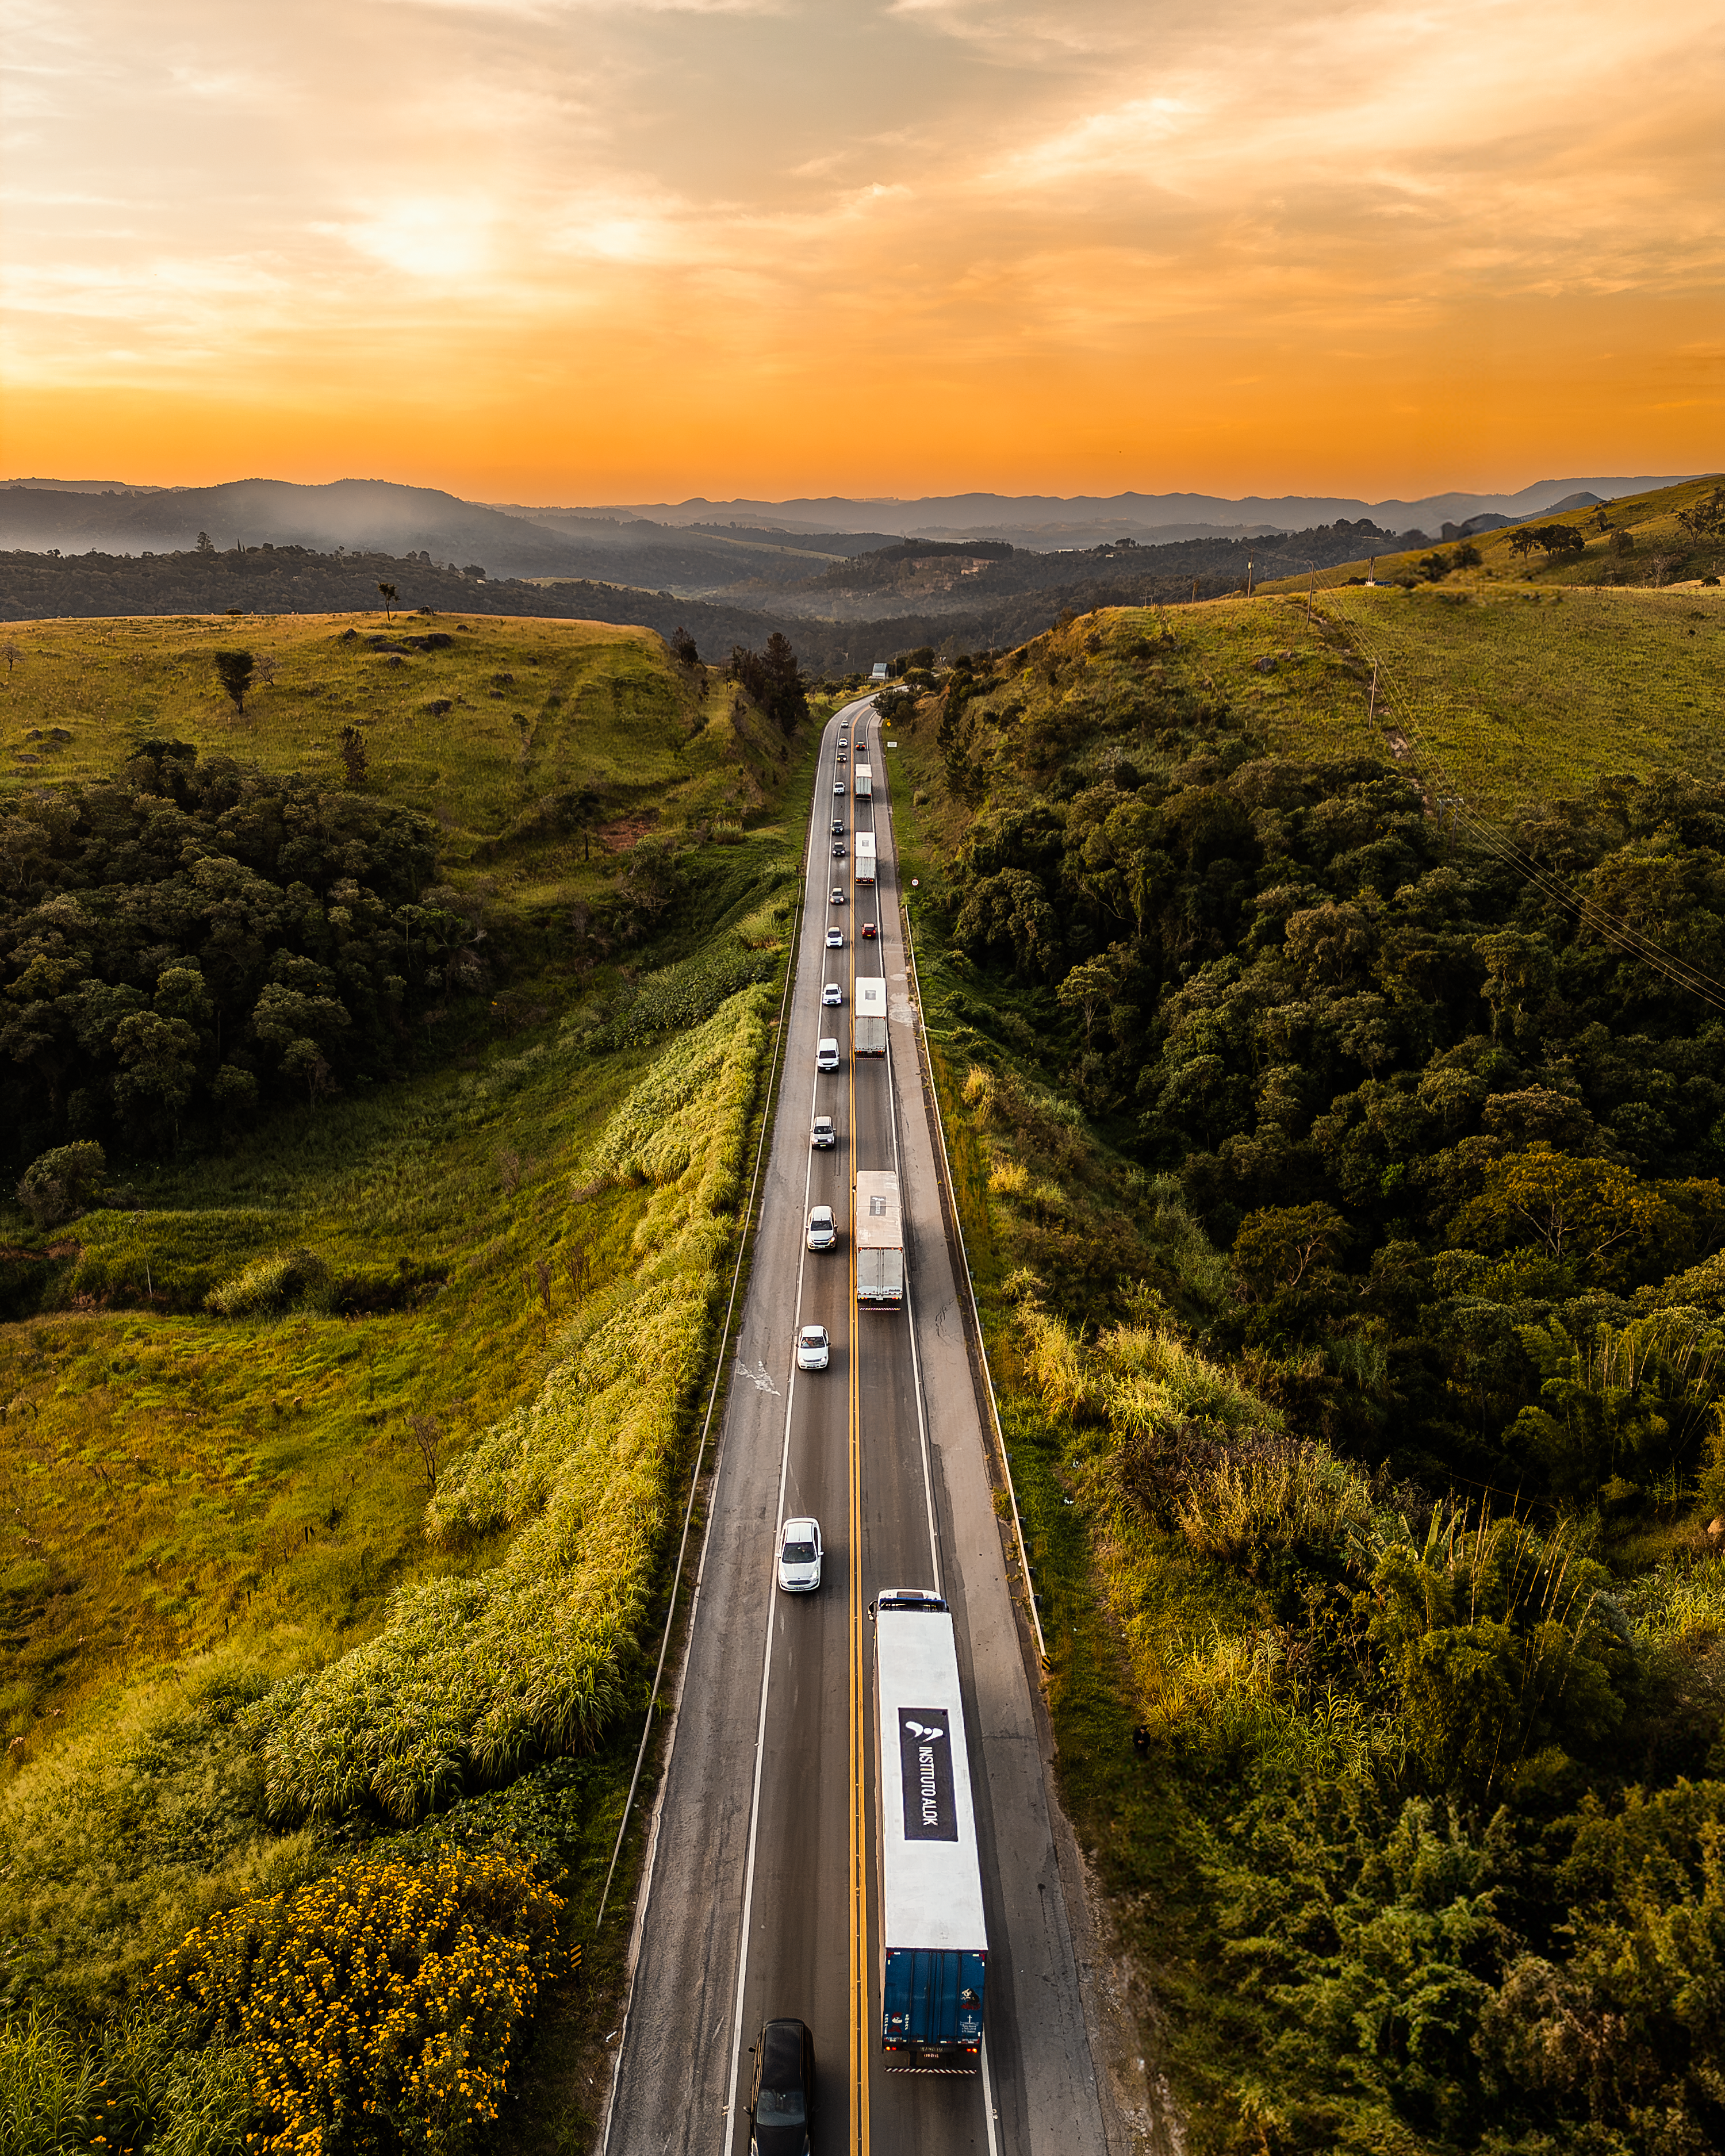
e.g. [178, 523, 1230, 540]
[834, 778, 845, 794]
[807, 1204, 835, 1250]
[811, 1115, 835, 1148]
[826, 928, 843, 948]
[797, 1325, 830, 1371]
[777, 1516, 823, 1592]
[829, 887, 845, 904]
[822, 982, 842, 1006]
[816, 1037, 839, 1071]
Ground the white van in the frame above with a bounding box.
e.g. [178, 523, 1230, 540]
[816, 1037, 840, 1072]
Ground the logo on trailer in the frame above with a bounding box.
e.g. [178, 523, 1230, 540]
[898, 1708, 957, 1840]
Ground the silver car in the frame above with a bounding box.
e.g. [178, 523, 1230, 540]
[777, 1516, 823, 1593]
[807, 1204, 836, 1249]
[796, 1325, 830, 1371]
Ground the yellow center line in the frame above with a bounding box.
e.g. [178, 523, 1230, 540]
[847, 766, 871, 2156]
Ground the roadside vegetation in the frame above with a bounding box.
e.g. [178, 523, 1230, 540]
[0, 611, 813, 2152]
[891, 577, 1725, 2154]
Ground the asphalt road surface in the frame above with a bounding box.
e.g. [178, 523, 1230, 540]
[603, 702, 1112, 2156]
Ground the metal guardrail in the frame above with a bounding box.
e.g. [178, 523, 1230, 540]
[899, 901, 1050, 1671]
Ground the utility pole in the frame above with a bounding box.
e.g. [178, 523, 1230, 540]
[1246, 557, 1254, 598]
[1306, 564, 1317, 621]
[1368, 662, 1379, 727]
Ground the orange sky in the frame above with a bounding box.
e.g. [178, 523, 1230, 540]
[3, 0, 1722, 503]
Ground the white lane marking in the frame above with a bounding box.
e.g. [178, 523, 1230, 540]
[721, 707, 861, 2150]
[982, 2033, 1004, 2156]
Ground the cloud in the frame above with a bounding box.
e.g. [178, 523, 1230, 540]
[1, 0, 1720, 494]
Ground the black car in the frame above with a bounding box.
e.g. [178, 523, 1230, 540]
[833, 842, 847, 857]
[749, 2018, 814, 2155]
[831, 820, 845, 835]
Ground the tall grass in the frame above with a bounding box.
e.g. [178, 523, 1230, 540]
[251, 985, 773, 1821]
[0, 2008, 251, 2156]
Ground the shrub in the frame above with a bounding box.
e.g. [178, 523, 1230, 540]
[16, 1142, 107, 1229]
[159, 1849, 564, 2156]
[206, 1248, 331, 1317]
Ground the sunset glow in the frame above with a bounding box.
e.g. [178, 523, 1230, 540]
[3, 0, 1721, 501]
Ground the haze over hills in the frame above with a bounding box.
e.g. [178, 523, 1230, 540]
[1, 472, 1694, 571]
[584, 477, 1695, 546]
[2, 471, 1711, 665]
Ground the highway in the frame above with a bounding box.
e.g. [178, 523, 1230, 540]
[603, 701, 1112, 2156]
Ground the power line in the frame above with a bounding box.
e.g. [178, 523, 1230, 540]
[1313, 571, 1725, 1018]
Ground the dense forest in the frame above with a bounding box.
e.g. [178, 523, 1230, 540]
[789, 517, 1402, 605]
[902, 603, 1725, 2154]
[945, 716, 1725, 1507]
[0, 542, 1250, 673]
[0, 742, 458, 1177]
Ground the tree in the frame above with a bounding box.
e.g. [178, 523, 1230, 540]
[1231, 1202, 1349, 1297]
[212, 649, 255, 716]
[338, 724, 369, 788]
[728, 634, 808, 734]
[377, 582, 398, 622]
[1456, 1148, 1680, 1288]
[1536, 524, 1586, 565]
[0, 639, 20, 680]
[195, 531, 216, 555]
[1507, 529, 1538, 559]
[670, 626, 699, 666]
[111, 1009, 200, 1125]
[16, 1140, 108, 1226]
[1677, 488, 1725, 544]
[1056, 947, 1127, 1038]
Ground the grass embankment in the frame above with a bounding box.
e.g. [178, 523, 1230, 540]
[0, 613, 815, 2153]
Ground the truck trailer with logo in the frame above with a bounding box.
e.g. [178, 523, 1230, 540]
[873, 1587, 986, 2070]
[854, 830, 876, 884]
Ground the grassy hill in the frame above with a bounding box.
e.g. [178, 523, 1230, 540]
[888, 557, 1723, 833]
[887, 586, 1725, 2155]
[0, 609, 793, 851]
[0, 611, 812, 2152]
[1262, 471, 1725, 594]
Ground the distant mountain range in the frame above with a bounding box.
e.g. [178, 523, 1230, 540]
[0, 470, 1704, 661]
[1, 471, 1693, 577]
[578, 478, 1693, 548]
